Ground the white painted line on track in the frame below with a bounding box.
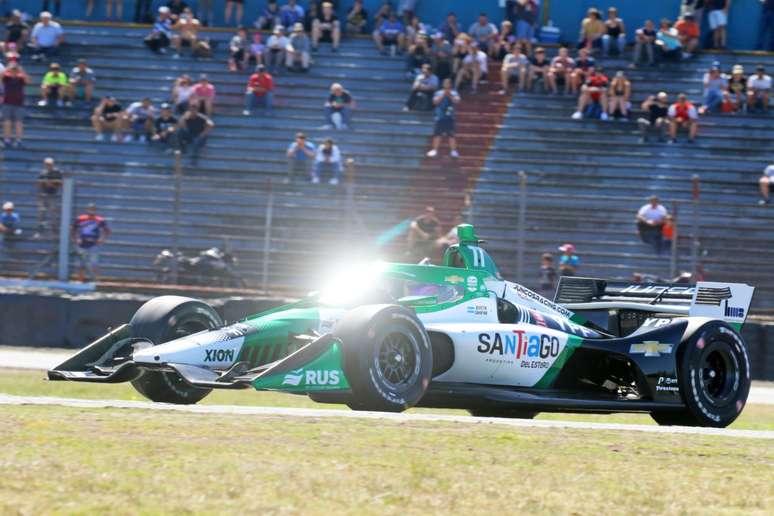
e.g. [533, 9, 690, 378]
[0, 394, 772, 440]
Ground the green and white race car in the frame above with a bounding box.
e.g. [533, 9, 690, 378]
[49, 225, 755, 427]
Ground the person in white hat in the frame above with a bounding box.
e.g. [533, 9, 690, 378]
[0, 201, 22, 241]
[30, 11, 64, 62]
[286, 22, 311, 71]
[265, 25, 288, 73]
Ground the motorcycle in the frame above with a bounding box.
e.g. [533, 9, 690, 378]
[153, 247, 246, 288]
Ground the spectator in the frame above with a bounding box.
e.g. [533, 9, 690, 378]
[571, 66, 609, 120]
[405, 63, 438, 111]
[662, 214, 675, 253]
[166, 0, 188, 20]
[0, 201, 22, 242]
[172, 74, 194, 114]
[404, 15, 428, 48]
[97, 0, 123, 21]
[491, 20, 514, 60]
[243, 65, 274, 116]
[700, 61, 728, 114]
[527, 47, 551, 92]
[655, 19, 682, 61]
[500, 44, 529, 95]
[435, 214, 464, 250]
[719, 90, 737, 113]
[5, 10, 29, 53]
[511, 0, 536, 56]
[405, 33, 431, 79]
[151, 103, 179, 152]
[346, 0, 369, 35]
[569, 47, 595, 95]
[374, 12, 405, 55]
[455, 43, 487, 93]
[30, 11, 64, 62]
[68, 59, 95, 104]
[682, 0, 706, 23]
[636, 196, 668, 254]
[668, 93, 699, 143]
[285, 23, 311, 72]
[229, 26, 249, 71]
[177, 105, 214, 165]
[451, 33, 471, 77]
[373, 1, 395, 31]
[224, 0, 245, 26]
[638, 92, 670, 143]
[265, 25, 289, 74]
[427, 78, 460, 158]
[126, 97, 156, 142]
[2, 62, 29, 148]
[91, 96, 127, 142]
[72, 203, 111, 282]
[286, 132, 316, 182]
[311, 137, 343, 185]
[38, 62, 69, 108]
[538, 252, 557, 298]
[602, 7, 626, 56]
[191, 74, 215, 115]
[728, 64, 746, 108]
[608, 70, 631, 119]
[708, 0, 730, 49]
[757, 0, 774, 51]
[439, 12, 460, 44]
[758, 163, 774, 205]
[467, 13, 498, 55]
[37, 157, 63, 236]
[430, 32, 453, 82]
[197, 0, 214, 27]
[256, 1, 281, 30]
[557, 243, 580, 276]
[406, 206, 442, 262]
[145, 7, 174, 54]
[279, 0, 305, 28]
[172, 8, 201, 58]
[675, 12, 700, 58]
[747, 65, 771, 113]
[398, 0, 419, 25]
[249, 32, 266, 67]
[578, 7, 605, 51]
[548, 46, 575, 95]
[312, 2, 341, 52]
[632, 19, 656, 66]
[324, 83, 355, 130]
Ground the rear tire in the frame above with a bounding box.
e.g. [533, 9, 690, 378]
[468, 408, 538, 419]
[130, 296, 223, 404]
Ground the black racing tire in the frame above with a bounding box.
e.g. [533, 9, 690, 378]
[334, 304, 432, 412]
[129, 296, 223, 405]
[651, 322, 750, 428]
[468, 408, 538, 419]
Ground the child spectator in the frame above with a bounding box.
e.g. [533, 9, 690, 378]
[312, 138, 343, 185]
[758, 162, 774, 205]
[91, 96, 127, 142]
[256, 1, 280, 30]
[675, 12, 700, 58]
[608, 70, 631, 119]
[346, 1, 369, 35]
[286, 132, 316, 182]
[37, 157, 63, 236]
[538, 253, 558, 298]
[602, 7, 626, 56]
[405, 64, 438, 111]
[708, 0, 730, 49]
[30, 11, 64, 61]
[500, 44, 529, 95]
[229, 27, 249, 71]
[151, 103, 179, 152]
[638, 92, 670, 143]
[312, 2, 341, 52]
[287, 23, 311, 71]
[68, 59, 95, 104]
[191, 74, 216, 115]
[427, 79, 460, 158]
[243, 65, 274, 116]
[72, 203, 111, 282]
[38, 62, 68, 107]
[324, 83, 355, 130]
[578, 8, 605, 51]
[374, 12, 405, 55]
[632, 19, 656, 66]
[668, 93, 698, 143]
[126, 97, 156, 142]
[662, 215, 675, 253]
[548, 46, 575, 95]
[2, 62, 29, 148]
[747, 65, 771, 113]
[558, 244, 580, 276]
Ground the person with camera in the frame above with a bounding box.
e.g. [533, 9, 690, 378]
[286, 132, 316, 182]
[324, 83, 355, 130]
[638, 92, 670, 143]
[426, 78, 460, 158]
[312, 138, 343, 185]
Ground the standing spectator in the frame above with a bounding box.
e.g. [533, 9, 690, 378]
[72, 203, 111, 282]
[758, 162, 774, 205]
[638, 92, 670, 143]
[569, 47, 595, 95]
[405, 63, 438, 111]
[38, 62, 68, 108]
[151, 103, 179, 152]
[632, 19, 656, 66]
[91, 96, 127, 142]
[747, 65, 771, 113]
[602, 7, 626, 56]
[0, 201, 22, 243]
[30, 12, 64, 62]
[757, 0, 774, 51]
[324, 83, 355, 130]
[126, 97, 156, 142]
[707, 0, 730, 49]
[668, 93, 699, 143]
[557, 244, 580, 276]
[578, 8, 605, 51]
[191, 74, 216, 115]
[5, 10, 29, 53]
[172, 8, 201, 58]
[538, 253, 558, 298]
[728, 64, 747, 108]
[279, 0, 305, 28]
[701, 62, 728, 114]
[178, 105, 214, 165]
[374, 12, 405, 55]
[145, 7, 174, 54]
[172, 74, 194, 114]
[675, 12, 700, 58]
[197, 0, 214, 26]
[455, 43, 487, 93]
[68, 59, 95, 104]
[426, 78, 460, 158]
[527, 47, 551, 92]
[286, 132, 316, 182]
[467, 13, 498, 55]
[37, 157, 63, 236]
[636, 196, 668, 254]
[571, 66, 609, 120]
[312, 2, 341, 52]
[406, 207, 442, 262]
[346, 0, 369, 35]
[256, 1, 281, 30]
[224, 0, 245, 26]
[548, 46, 575, 95]
[655, 19, 683, 61]
[500, 44, 529, 95]
[662, 215, 675, 253]
[439, 12, 460, 43]
[265, 25, 289, 74]
[286, 23, 311, 71]
[229, 27, 249, 71]
[2, 62, 29, 148]
[312, 138, 344, 185]
[511, 0, 536, 56]
[243, 65, 274, 116]
[608, 70, 631, 119]
[102, 0, 124, 21]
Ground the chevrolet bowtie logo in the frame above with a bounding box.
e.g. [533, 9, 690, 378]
[630, 341, 673, 357]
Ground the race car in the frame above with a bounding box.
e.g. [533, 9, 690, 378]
[49, 225, 755, 427]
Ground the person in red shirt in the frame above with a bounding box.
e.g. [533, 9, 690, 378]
[71, 203, 111, 282]
[190, 74, 216, 115]
[572, 66, 609, 120]
[675, 12, 700, 56]
[2, 62, 30, 148]
[668, 93, 699, 143]
[242, 64, 274, 116]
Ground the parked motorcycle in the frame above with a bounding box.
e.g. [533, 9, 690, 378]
[153, 247, 246, 288]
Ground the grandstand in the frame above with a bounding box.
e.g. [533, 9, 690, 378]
[2, 21, 773, 308]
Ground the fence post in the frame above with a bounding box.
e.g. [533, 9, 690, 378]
[345, 158, 355, 237]
[670, 200, 679, 279]
[261, 181, 275, 291]
[172, 150, 182, 284]
[57, 177, 74, 282]
[691, 175, 700, 277]
[517, 171, 527, 284]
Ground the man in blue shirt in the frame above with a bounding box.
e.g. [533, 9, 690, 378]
[374, 12, 405, 54]
[558, 243, 580, 276]
[0, 201, 21, 241]
[30, 12, 64, 61]
[426, 78, 460, 158]
[286, 132, 316, 182]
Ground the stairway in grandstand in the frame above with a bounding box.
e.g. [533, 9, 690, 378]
[1, 23, 773, 308]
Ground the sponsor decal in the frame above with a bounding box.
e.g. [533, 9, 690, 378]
[466, 305, 488, 316]
[204, 349, 235, 362]
[723, 299, 745, 319]
[656, 376, 679, 392]
[224, 323, 254, 339]
[282, 368, 341, 387]
[466, 276, 478, 292]
[445, 275, 464, 284]
[620, 285, 696, 296]
[513, 284, 574, 318]
[642, 318, 673, 329]
[629, 341, 673, 357]
[282, 368, 304, 386]
[477, 332, 561, 361]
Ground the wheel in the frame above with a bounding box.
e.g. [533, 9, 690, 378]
[129, 296, 223, 404]
[651, 322, 750, 427]
[468, 408, 538, 419]
[334, 304, 433, 412]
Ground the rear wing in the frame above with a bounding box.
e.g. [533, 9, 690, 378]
[554, 277, 754, 326]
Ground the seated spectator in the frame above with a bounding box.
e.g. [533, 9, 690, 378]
[265, 25, 289, 74]
[243, 65, 274, 116]
[405, 33, 431, 79]
[286, 23, 311, 71]
[491, 20, 514, 61]
[373, 0, 394, 29]
[405, 64, 438, 111]
[500, 44, 529, 95]
[538, 252, 557, 298]
[728, 64, 747, 108]
[430, 32, 453, 82]
[708, 0, 729, 49]
[30, 11, 64, 62]
[398, 0, 419, 26]
[324, 83, 355, 129]
[126, 97, 156, 142]
[569, 47, 595, 95]
[406, 206, 442, 262]
[700, 62, 728, 114]
[602, 7, 626, 56]
[256, 1, 280, 30]
[279, 0, 305, 29]
[435, 214, 464, 251]
[719, 90, 737, 113]
[608, 70, 631, 119]
[151, 103, 179, 152]
[312, 138, 343, 185]
[286, 132, 316, 182]
[249, 32, 266, 66]
[0, 201, 22, 241]
[668, 93, 698, 143]
[145, 7, 174, 54]
[527, 46, 551, 93]
[675, 12, 700, 58]
[511, 0, 536, 56]
[37, 157, 63, 236]
[5, 10, 29, 54]
[451, 33, 471, 77]
[571, 66, 609, 120]
[166, 0, 188, 20]
[38, 62, 68, 108]
[557, 243, 580, 276]
[656, 19, 682, 61]
[374, 12, 405, 55]
[191, 74, 216, 115]
[758, 162, 774, 205]
[427, 79, 461, 158]
[548, 46, 575, 95]
[172, 74, 194, 114]
[578, 7, 605, 51]
[638, 92, 670, 143]
[405, 15, 430, 48]
[439, 12, 460, 44]
[468, 13, 498, 55]
[91, 96, 127, 142]
[68, 59, 95, 104]
[2, 62, 29, 148]
[455, 43, 487, 93]
[178, 105, 213, 165]
[632, 19, 656, 66]
[172, 8, 201, 58]
[636, 196, 668, 254]
[312, 2, 341, 52]
[346, 1, 369, 35]
[747, 65, 771, 113]
[229, 27, 249, 71]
